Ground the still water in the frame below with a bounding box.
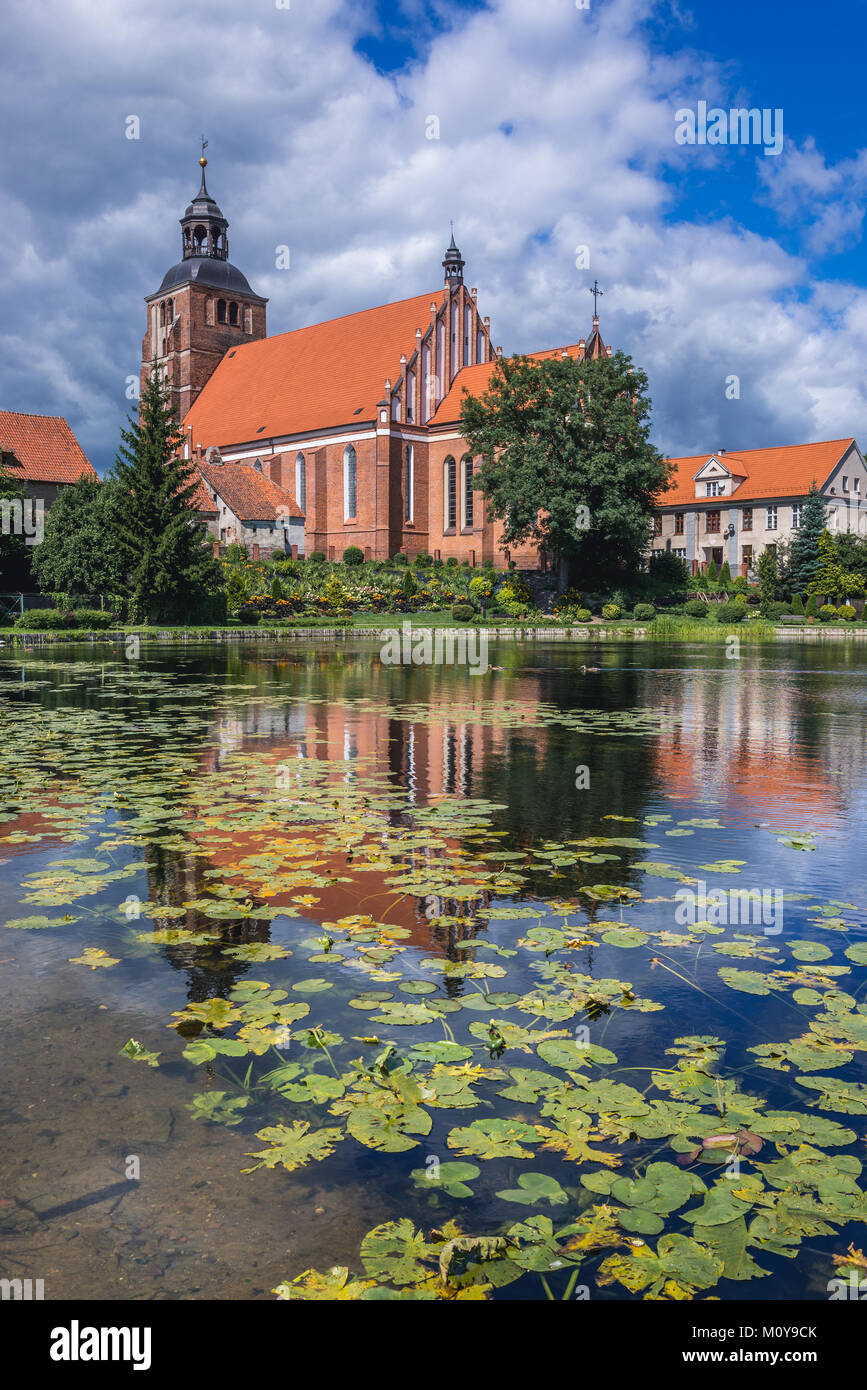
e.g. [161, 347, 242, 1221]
[1, 638, 865, 1300]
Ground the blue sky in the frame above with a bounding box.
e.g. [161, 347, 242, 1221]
[1, 0, 866, 473]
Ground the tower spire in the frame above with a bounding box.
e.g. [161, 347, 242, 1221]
[442, 226, 465, 290]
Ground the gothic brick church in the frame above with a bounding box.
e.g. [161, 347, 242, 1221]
[142, 156, 610, 566]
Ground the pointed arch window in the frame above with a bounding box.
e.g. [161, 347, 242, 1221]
[295, 452, 306, 514]
[464, 305, 472, 362]
[421, 342, 430, 423]
[462, 456, 474, 529]
[404, 444, 414, 523]
[406, 369, 415, 423]
[444, 456, 457, 530]
[343, 445, 357, 521]
[450, 301, 458, 379]
[436, 320, 445, 400]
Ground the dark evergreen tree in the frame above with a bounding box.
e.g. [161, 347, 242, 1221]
[0, 447, 27, 587]
[110, 365, 224, 623]
[461, 352, 672, 586]
[789, 482, 826, 593]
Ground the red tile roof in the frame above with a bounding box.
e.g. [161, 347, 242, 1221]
[431, 343, 588, 425]
[184, 291, 441, 446]
[658, 438, 856, 506]
[197, 461, 303, 521]
[0, 410, 97, 484]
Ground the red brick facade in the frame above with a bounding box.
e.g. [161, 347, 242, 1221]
[148, 162, 610, 568]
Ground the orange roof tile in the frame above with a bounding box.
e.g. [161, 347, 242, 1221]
[184, 291, 441, 446]
[197, 461, 303, 521]
[0, 410, 97, 484]
[431, 343, 588, 425]
[659, 438, 855, 506]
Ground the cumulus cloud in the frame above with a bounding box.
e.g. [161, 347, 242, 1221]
[0, 0, 866, 470]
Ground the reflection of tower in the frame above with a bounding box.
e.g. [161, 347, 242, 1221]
[141, 151, 267, 421]
[143, 846, 274, 1003]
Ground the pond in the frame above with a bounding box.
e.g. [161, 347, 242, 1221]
[1, 638, 866, 1301]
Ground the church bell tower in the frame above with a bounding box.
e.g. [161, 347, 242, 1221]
[141, 147, 268, 422]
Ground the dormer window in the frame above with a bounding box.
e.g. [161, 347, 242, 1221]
[706, 480, 724, 497]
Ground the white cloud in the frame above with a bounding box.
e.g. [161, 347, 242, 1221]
[1, 0, 866, 468]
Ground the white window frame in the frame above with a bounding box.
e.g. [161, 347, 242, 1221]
[343, 444, 357, 521]
[766, 505, 778, 530]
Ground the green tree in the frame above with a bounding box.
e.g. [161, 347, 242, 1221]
[110, 366, 223, 623]
[706, 557, 718, 584]
[834, 531, 867, 579]
[718, 559, 731, 588]
[461, 352, 672, 586]
[789, 482, 826, 593]
[756, 546, 783, 604]
[31, 476, 124, 601]
[808, 530, 843, 600]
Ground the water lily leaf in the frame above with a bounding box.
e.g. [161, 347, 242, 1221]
[447, 1117, 538, 1160]
[536, 1038, 617, 1070]
[360, 1219, 438, 1286]
[597, 1232, 723, 1295]
[794, 1076, 867, 1114]
[788, 940, 832, 962]
[187, 1090, 250, 1126]
[496, 1172, 569, 1206]
[411, 1161, 480, 1198]
[183, 1037, 249, 1063]
[718, 968, 774, 996]
[120, 1038, 160, 1067]
[69, 947, 119, 969]
[844, 943, 867, 965]
[600, 927, 648, 947]
[243, 1121, 344, 1172]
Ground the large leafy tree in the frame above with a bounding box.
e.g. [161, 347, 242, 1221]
[789, 482, 826, 594]
[110, 365, 223, 623]
[31, 476, 125, 600]
[461, 351, 672, 585]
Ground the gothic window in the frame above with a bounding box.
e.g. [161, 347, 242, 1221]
[206, 297, 215, 326]
[436, 320, 445, 399]
[477, 328, 485, 362]
[464, 305, 472, 362]
[404, 444, 414, 523]
[229, 302, 238, 327]
[243, 305, 252, 334]
[343, 445, 357, 521]
[406, 369, 415, 423]
[444, 456, 457, 530]
[159, 301, 166, 328]
[450, 301, 458, 379]
[391, 394, 401, 420]
[217, 299, 227, 324]
[421, 342, 430, 423]
[295, 452, 306, 513]
[462, 456, 474, 528]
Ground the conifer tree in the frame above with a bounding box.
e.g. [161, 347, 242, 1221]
[790, 482, 826, 593]
[110, 366, 223, 623]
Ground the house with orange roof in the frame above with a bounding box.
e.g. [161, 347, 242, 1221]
[650, 439, 867, 576]
[192, 451, 305, 557]
[144, 156, 609, 567]
[0, 409, 97, 509]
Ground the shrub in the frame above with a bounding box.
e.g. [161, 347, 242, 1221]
[270, 575, 284, 601]
[715, 600, 747, 624]
[574, 608, 593, 622]
[819, 604, 837, 622]
[445, 557, 459, 568]
[15, 608, 71, 630]
[223, 542, 248, 563]
[308, 550, 326, 564]
[790, 592, 804, 615]
[401, 569, 417, 598]
[760, 600, 789, 620]
[392, 552, 408, 566]
[706, 559, 717, 583]
[839, 604, 857, 621]
[343, 546, 364, 566]
[633, 603, 656, 621]
[718, 560, 732, 587]
[415, 552, 433, 568]
[805, 594, 818, 618]
[731, 576, 750, 595]
[70, 608, 119, 629]
[452, 603, 474, 622]
[684, 599, 708, 617]
[601, 604, 621, 620]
